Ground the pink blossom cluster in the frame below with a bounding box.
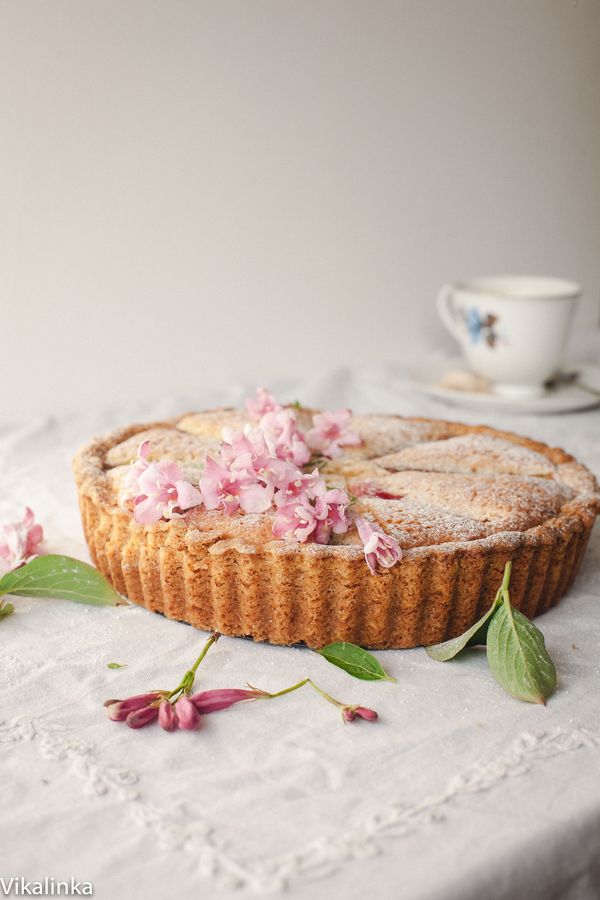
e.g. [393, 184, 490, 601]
[104, 630, 379, 734]
[245, 387, 362, 461]
[0, 508, 43, 575]
[258, 408, 311, 466]
[120, 389, 401, 574]
[245, 386, 282, 419]
[201, 428, 353, 545]
[106, 686, 378, 731]
[120, 440, 203, 525]
[105, 688, 264, 730]
[306, 408, 363, 459]
[273, 482, 351, 545]
[200, 429, 306, 515]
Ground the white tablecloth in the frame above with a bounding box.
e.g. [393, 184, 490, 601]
[2, 367, 600, 900]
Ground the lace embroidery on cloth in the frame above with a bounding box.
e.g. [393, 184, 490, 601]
[1, 718, 598, 893]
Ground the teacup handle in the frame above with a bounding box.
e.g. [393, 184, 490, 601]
[436, 283, 463, 342]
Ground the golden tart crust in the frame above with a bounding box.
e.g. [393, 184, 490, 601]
[72, 411, 600, 649]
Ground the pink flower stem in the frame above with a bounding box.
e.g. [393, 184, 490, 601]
[167, 632, 221, 701]
[247, 677, 358, 714]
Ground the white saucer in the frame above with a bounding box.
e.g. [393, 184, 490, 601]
[409, 359, 600, 415]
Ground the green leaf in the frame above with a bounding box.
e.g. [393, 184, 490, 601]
[425, 561, 513, 662]
[107, 662, 128, 669]
[426, 593, 503, 661]
[318, 641, 396, 682]
[486, 598, 557, 704]
[0, 555, 121, 607]
[0, 601, 14, 621]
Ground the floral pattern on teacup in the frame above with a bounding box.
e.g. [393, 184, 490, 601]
[462, 306, 501, 348]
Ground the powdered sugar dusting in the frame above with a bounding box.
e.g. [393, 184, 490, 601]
[366, 470, 572, 531]
[350, 415, 452, 456]
[81, 410, 598, 554]
[375, 433, 557, 478]
[556, 462, 599, 496]
[352, 497, 493, 548]
[106, 428, 219, 467]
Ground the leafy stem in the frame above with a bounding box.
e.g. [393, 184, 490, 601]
[168, 632, 221, 700]
[251, 677, 310, 699]
[426, 561, 557, 705]
[499, 559, 512, 595]
[247, 676, 376, 721]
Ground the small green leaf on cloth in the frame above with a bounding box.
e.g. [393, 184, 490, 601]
[318, 642, 396, 682]
[486, 599, 557, 705]
[0, 555, 121, 606]
[107, 662, 128, 669]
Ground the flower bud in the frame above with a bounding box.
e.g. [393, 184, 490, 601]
[176, 696, 201, 730]
[190, 688, 263, 714]
[158, 699, 178, 731]
[105, 692, 163, 722]
[342, 705, 378, 723]
[354, 706, 378, 721]
[126, 705, 159, 729]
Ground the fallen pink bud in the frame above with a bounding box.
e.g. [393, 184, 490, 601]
[176, 696, 201, 730]
[126, 706, 159, 729]
[190, 688, 265, 714]
[158, 699, 179, 731]
[342, 705, 378, 723]
[105, 692, 164, 722]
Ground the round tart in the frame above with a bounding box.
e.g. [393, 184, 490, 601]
[73, 408, 599, 648]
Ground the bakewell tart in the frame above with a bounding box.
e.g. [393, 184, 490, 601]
[73, 392, 599, 649]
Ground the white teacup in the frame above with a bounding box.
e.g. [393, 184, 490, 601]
[437, 276, 580, 397]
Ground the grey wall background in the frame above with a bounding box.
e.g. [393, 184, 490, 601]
[2, 0, 599, 420]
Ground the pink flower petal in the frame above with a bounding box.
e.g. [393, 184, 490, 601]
[273, 497, 318, 543]
[126, 706, 159, 729]
[238, 481, 274, 514]
[342, 705, 378, 723]
[0, 508, 44, 574]
[354, 515, 401, 575]
[190, 688, 263, 713]
[122, 442, 203, 524]
[133, 495, 164, 525]
[176, 696, 201, 730]
[245, 388, 282, 419]
[158, 699, 179, 731]
[306, 409, 362, 459]
[174, 480, 203, 511]
[259, 410, 310, 466]
[105, 692, 163, 722]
